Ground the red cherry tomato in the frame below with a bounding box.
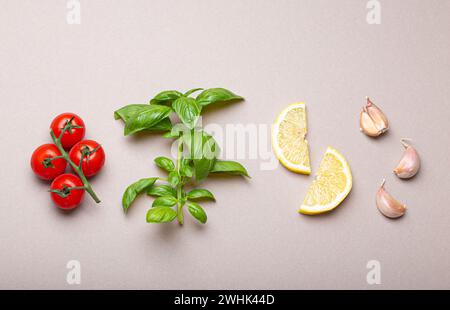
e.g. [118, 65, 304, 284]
[30, 144, 67, 181]
[69, 140, 105, 178]
[50, 174, 85, 210]
[50, 113, 85, 149]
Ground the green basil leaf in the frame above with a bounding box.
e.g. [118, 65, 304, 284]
[195, 133, 219, 181]
[124, 105, 172, 136]
[122, 178, 158, 213]
[210, 160, 249, 177]
[168, 171, 181, 187]
[182, 158, 192, 165]
[152, 196, 178, 208]
[193, 159, 215, 181]
[187, 202, 207, 224]
[147, 118, 172, 132]
[182, 130, 220, 181]
[184, 88, 204, 97]
[115, 105, 172, 132]
[154, 156, 175, 172]
[180, 159, 193, 177]
[147, 185, 176, 198]
[172, 97, 200, 129]
[146, 207, 177, 223]
[187, 189, 215, 201]
[161, 123, 188, 139]
[196, 88, 243, 107]
[114, 104, 149, 122]
[162, 130, 180, 139]
[150, 90, 183, 106]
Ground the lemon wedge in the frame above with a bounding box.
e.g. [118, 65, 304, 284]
[272, 102, 311, 174]
[299, 147, 352, 215]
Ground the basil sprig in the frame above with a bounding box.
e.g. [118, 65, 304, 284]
[115, 88, 249, 225]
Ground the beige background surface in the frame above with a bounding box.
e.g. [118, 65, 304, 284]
[1, 0, 449, 289]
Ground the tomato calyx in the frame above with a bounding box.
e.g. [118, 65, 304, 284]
[42, 155, 64, 168]
[78, 144, 101, 166]
[49, 185, 85, 198]
[62, 116, 84, 134]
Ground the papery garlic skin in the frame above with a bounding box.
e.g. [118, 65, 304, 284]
[376, 180, 407, 219]
[360, 97, 389, 137]
[393, 139, 420, 179]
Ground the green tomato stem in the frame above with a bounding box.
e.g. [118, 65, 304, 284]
[49, 155, 65, 161]
[50, 127, 101, 204]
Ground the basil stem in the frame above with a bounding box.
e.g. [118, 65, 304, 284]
[176, 137, 184, 225]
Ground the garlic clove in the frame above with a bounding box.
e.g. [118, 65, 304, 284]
[360, 97, 389, 137]
[376, 179, 407, 219]
[393, 139, 420, 179]
[366, 97, 389, 132]
[360, 109, 380, 137]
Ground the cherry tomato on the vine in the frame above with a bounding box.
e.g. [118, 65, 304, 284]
[69, 140, 105, 178]
[30, 144, 67, 181]
[50, 174, 85, 210]
[50, 113, 85, 149]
